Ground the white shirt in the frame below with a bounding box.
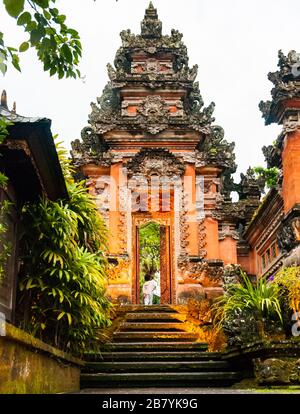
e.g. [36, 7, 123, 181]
[143, 279, 157, 295]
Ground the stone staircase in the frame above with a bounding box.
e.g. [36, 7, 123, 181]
[80, 305, 242, 388]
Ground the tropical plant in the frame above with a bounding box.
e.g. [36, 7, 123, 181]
[274, 266, 300, 313]
[0, 117, 12, 283]
[253, 166, 279, 189]
[139, 221, 160, 276]
[214, 272, 282, 327]
[17, 141, 111, 355]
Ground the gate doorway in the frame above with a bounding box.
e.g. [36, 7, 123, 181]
[133, 218, 172, 305]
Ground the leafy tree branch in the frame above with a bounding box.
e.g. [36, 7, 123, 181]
[253, 166, 279, 189]
[1, 0, 82, 79]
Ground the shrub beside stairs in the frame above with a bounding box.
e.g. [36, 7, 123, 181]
[80, 305, 243, 388]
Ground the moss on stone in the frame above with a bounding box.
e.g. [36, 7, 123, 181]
[0, 323, 83, 394]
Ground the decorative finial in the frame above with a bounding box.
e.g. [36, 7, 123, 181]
[1, 90, 8, 109]
[141, 2, 162, 38]
[148, 1, 155, 10]
[12, 101, 16, 114]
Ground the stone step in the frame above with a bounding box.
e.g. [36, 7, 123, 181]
[119, 322, 185, 331]
[84, 360, 231, 373]
[80, 371, 241, 388]
[85, 351, 220, 362]
[124, 312, 184, 322]
[112, 331, 199, 342]
[117, 305, 175, 313]
[100, 342, 208, 352]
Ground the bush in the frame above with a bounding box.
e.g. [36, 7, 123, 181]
[274, 266, 300, 313]
[215, 272, 282, 325]
[17, 142, 111, 355]
[213, 271, 283, 345]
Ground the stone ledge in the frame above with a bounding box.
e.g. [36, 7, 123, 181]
[223, 339, 300, 360]
[2, 322, 84, 367]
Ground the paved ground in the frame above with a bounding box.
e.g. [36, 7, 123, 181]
[79, 387, 300, 394]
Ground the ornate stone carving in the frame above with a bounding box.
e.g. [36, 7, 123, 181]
[140, 2, 162, 39]
[125, 147, 185, 178]
[277, 222, 297, 253]
[237, 167, 265, 200]
[5, 139, 31, 157]
[188, 81, 204, 114]
[283, 112, 300, 133]
[222, 264, 242, 289]
[259, 49, 300, 125]
[218, 224, 240, 241]
[196, 125, 236, 172]
[198, 218, 207, 258]
[80, 4, 221, 138]
[177, 258, 223, 287]
[138, 95, 169, 119]
[223, 309, 261, 347]
[254, 358, 300, 385]
[262, 143, 282, 169]
[291, 218, 300, 241]
[71, 127, 112, 167]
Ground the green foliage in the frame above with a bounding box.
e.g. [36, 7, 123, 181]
[274, 266, 300, 313]
[0, 199, 12, 284]
[0, 116, 12, 143]
[1, 0, 82, 79]
[17, 141, 111, 355]
[214, 272, 282, 326]
[0, 118, 10, 188]
[253, 166, 279, 189]
[139, 221, 160, 276]
[0, 117, 12, 282]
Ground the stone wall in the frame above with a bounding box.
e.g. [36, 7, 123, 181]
[0, 323, 83, 394]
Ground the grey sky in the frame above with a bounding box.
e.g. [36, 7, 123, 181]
[1, 0, 299, 177]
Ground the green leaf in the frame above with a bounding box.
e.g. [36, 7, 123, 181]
[4, 0, 25, 17]
[0, 62, 7, 75]
[49, 34, 57, 50]
[57, 14, 66, 24]
[49, 7, 59, 16]
[58, 68, 64, 79]
[61, 44, 72, 64]
[49, 67, 57, 76]
[30, 28, 44, 44]
[67, 29, 79, 37]
[67, 313, 72, 325]
[19, 41, 29, 52]
[43, 9, 51, 20]
[33, 0, 49, 7]
[26, 21, 37, 32]
[17, 11, 31, 26]
[12, 55, 21, 72]
[57, 311, 65, 321]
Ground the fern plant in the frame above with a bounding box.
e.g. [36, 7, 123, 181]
[17, 141, 111, 355]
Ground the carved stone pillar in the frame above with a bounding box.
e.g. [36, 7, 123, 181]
[282, 126, 300, 213]
[183, 164, 198, 256]
[109, 162, 123, 254]
[198, 166, 221, 260]
[218, 223, 239, 265]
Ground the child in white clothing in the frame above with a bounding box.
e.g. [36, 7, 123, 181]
[143, 274, 157, 305]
